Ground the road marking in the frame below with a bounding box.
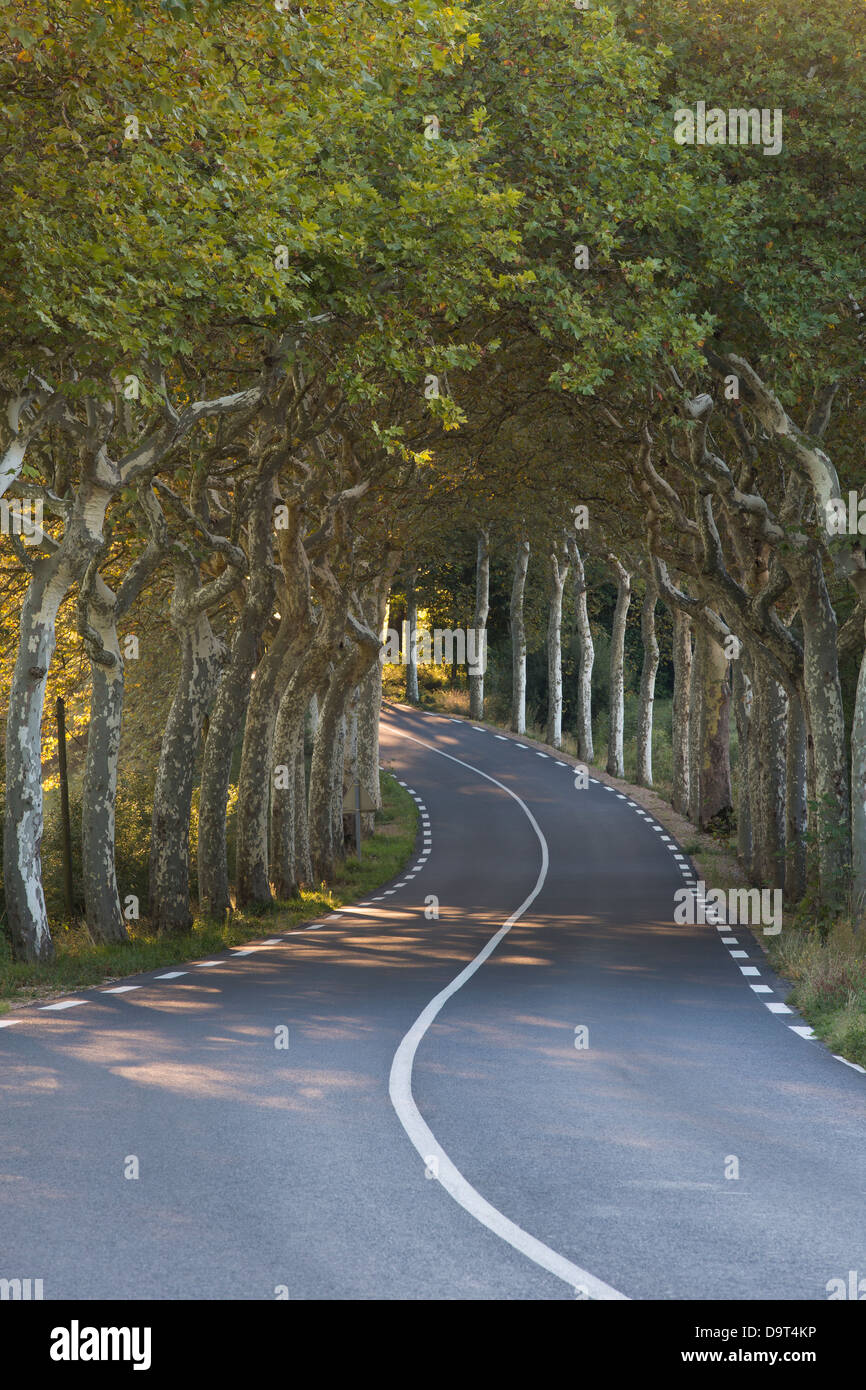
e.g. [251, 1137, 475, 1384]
[515, 743, 527, 749]
[101, 985, 141, 994]
[472, 726, 485, 732]
[555, 760, 567, 766]
[495, 735, 508, 741]
[766, 1001, 792, 1014]
[730, 950, 748, 958]
[740, 966, 760, 976]
[386, 721, 627, 1302]
[721, 937, 738, 944]
[0, 1019, 22, 1028]
[789, 1025, 814, 1037]
[834, 1056, 866, 1073]
[156, 971, 187, 979]
[40, 1000, 87, 1011]
[536, 752, 548, 759]
[750, 984, 773, 993]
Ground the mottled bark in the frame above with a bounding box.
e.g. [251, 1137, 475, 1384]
[795, 555, 850, 906]
[198, 481, 276, 917]
[671, 609, 692, 816]
[636, 580, 659, 787]
[606, 555, 631, 778]
[732, 656, 753, 874]
[4, 475, 113, 961]
[81, 577, 126, 942]
[753, 666, 786, 889]
[546, 546, 568, 750]
[852, 642, 866, 920]
[405, 569, 419, 705]
[690, 627, 733, 829]
[786, 687, 808, 904]
[569, 538, 594, 763]
[149, 609, 224, 932]
[468, 529, 490, 721]
[510, 539, 530, 735]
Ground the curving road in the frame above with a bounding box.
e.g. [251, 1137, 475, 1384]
[1, 702, 864, 1301]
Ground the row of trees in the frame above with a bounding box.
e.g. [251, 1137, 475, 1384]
[2, 0, 864, 959]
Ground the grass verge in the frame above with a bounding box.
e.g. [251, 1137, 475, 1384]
[0, 771, 416, 1011]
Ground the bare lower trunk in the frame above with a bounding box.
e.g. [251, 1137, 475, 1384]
[606, 557, 630, 778]
[569, 539, 594, 763]
[4, 557, 70, 962]
[469, 528, 490, 721]
[546, 547, 568, 749]
[405, 569, 419, 705]
[309, 663, 351, 881]
[753, 666, 786, 889]
[690, 627, 733, 829]
[671, 610, 691, 816]
[786, 687, 808, 904]
[82, 599, 126, 943]
[732, 656, 753, 875]
[510, 538, 529, 734]
[357, 659, 382, 834]
[149, 615, 223, 932]
[636, 580, 659, 787]
[852, 641, 866, 920]
[796, 556, 850, 909]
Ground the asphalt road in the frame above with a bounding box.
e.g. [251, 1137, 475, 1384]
[2, 702, 864, 1300]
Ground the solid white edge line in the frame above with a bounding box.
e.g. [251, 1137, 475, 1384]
[384, 721, 627, 1301]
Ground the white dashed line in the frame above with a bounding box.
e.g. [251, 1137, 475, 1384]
[766, 1001, 793, 1014]
[101, 985, 141, 994]
[156, 971, 187, 979]
[40, 1000, 87, 1011]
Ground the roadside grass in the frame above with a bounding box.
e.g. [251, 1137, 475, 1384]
[767, 919, 866, 1068]
[0, 772, 416, 1011]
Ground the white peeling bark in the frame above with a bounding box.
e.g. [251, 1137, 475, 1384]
[546, 546, 568, 750]
[510, 539, 529, 735]
[636, 579, 659, 787]
[469, 529, 490, 721]
[606, 555, 631, 778]
[405, 569, 419, 705]
[81, 578, 126, 942]
[671, 609, 692, 816]
[569, 538, 594, 764]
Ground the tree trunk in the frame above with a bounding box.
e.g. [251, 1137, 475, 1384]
[510, 538, 530, 734]
[795, 554, 850, 908]
[690, 627, 733, 829]
[671, 609, 691, 815]
[570, 540, 594, 763]
[732, 656, 753, 875]
[753, 666, 786, 888]
[4, 556, 70, 961]
[198, 484, 275, 918]
[606, 556, 631, 778]
[636, 580, 659, 787]
[546, 547, 568, 749]
[405, 569, 419, 705]
[468, 528, 490, 721]
[786, 686, 808, 904]
[81, 587, 126, 942]
[149, 612, 223, 932]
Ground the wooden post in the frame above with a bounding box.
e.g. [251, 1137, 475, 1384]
[56, 696, 74, 919]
